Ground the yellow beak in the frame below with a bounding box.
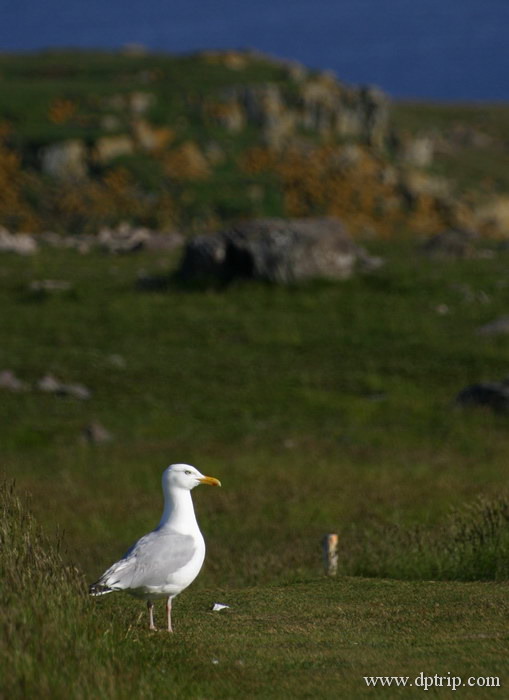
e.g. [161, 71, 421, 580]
[199, 475, 222, 487]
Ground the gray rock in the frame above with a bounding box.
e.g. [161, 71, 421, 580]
[143, 231, 185, 252]
[212, 102, 246, 132]
[40, 140, 88, 181]
[0, 227, 38, 255]
[39, 232, 95, 254]
[66, 383, 92, 401]
[128, 91, 155, 115]
[477, 316, 509, 336]
[358, 86, 390, 148]
[285, 62, 308, 83]
[108, 354, 126, 369]
[220, 74, 390, 148]
[82, 421, 113, 444]
[398, 135, 435, 167]
[422, 229, 479, 259]
[37, 374, 63, 393]
[29, 280, 72, 293]
[455, 381, 509, 413]
[94, 135, 135, 164]
[37, 374, 92, 400]
[39, 228, 184, 255]
[0, 370, 29, 392]
[236, 84, 286, 126]
[476, 195, 509, 235]
[98, 224, 151, 254]
[101, 114, 122, 132]
[178, 218, 381, 285]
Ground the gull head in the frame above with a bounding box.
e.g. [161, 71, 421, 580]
[163, 463, 221, 491]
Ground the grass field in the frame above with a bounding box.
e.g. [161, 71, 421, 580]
[2, 239, 509, 696]
[392, 101, 509, 193]
[2, 483, 508, 699]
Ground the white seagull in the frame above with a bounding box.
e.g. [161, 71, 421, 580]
[89, 463, 221, 631]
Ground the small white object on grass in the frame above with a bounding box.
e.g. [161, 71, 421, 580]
[211, 603, 230, 612]
[89, 463, 221, 632]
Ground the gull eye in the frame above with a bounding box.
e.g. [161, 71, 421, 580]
[185, 470, 192, 475]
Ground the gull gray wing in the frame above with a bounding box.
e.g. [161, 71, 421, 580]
[97, 530, 196, 591]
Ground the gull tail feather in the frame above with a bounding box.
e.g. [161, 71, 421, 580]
[89, 581, 115, 596]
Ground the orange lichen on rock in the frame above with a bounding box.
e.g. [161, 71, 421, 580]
[241, 143, 471, 236]
[48, 98, 78, 125]
[0, 125, 38, 231]
[163, 142, 210, 180]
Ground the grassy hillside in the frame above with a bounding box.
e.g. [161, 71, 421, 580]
[1, 50, 508, 236]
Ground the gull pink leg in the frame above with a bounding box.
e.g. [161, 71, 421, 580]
[147, 600, 157, 631]
[167, 597, 173, 633]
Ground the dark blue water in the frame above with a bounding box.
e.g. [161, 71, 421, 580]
[3, 0, 509, 100]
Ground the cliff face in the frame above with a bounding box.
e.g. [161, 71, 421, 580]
[0, 49, 503, 235]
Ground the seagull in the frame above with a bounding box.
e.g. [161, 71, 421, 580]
[89, 463, 221, 632]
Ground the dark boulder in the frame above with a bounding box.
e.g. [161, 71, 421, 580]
[455, 380, 509, 413]
[178, 218, 381, 285]
[477, 316, 509, 337]
[421, 229, 479, 259]
[178, 234, 227, 282]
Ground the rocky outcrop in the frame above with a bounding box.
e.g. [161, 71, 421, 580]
[3, 50, 504, 238]
[208, 75, 390, 150]
[178, 217, 382, 284]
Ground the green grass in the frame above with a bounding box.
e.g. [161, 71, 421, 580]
[392, 101, 509, 192]
[3, 240, 509, 695]
[344, 494, 509, 581]
[0, 50, 291, 147]
[2, 482, 509, 698]
[3, 240, 509, 582]
[392, 101, 509, 142]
